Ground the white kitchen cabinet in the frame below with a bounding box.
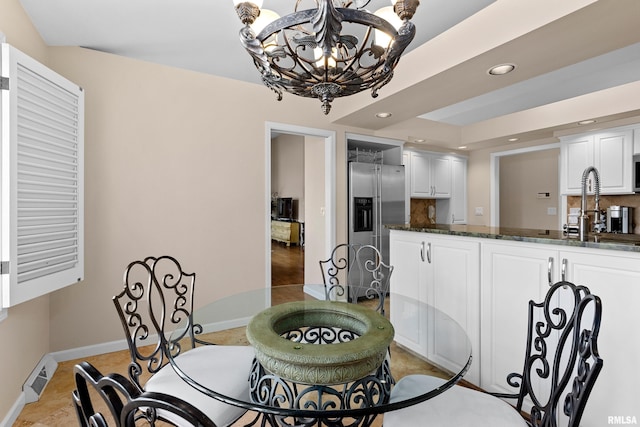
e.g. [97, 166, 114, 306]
[481, 239, 640, 427]
[389, 231, 428, 356]
[555, 248, 640, 426]
[409, 151, 451, 198]
[560, 126, 633, 195]
[389, 230, 480, 384]
[633, 126, 640, 155]
[450, 157, 467, 224]
[560, 134, 593, 194]
[402, 152, 411, 224]
[480, 242, 557, 405]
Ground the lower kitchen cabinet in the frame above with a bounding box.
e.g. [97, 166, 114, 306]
[389, 230, 480, 384]
[481, 240, 640, 427]
[557, 248, 640, 426]
[480, 242, 559, 411]
[390, 229, 639, 426]
[389, 232, 428, 355]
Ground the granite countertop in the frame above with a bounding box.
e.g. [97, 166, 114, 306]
[386, 224, 640, 253]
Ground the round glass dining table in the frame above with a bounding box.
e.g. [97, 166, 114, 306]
[168, 284, 472, 427]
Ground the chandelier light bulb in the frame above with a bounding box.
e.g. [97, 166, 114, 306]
[251, 9, 279, 35]
[374, 6, 402, 47]
[314, 47, 337, 69]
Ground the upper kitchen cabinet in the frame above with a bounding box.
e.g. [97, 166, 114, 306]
[633, 125, 640, 155]
[450, 157, 467, 224]
[402, 152, 411, 224]
[560, 125, 634, 195]
[409, 151, 451, 198]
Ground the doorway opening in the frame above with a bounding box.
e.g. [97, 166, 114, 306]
[265, 122, 336, 297]
[490, 143, 561, 229]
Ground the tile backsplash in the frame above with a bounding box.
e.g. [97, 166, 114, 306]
[567, 194, 640, 234]
[410, 198, 437, 227]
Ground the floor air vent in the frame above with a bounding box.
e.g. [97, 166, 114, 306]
[23, 355, 58, 403]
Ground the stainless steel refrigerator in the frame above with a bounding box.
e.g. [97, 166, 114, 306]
[348, 162, 405, 298]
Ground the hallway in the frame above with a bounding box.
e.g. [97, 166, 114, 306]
[271, 241, 304, 286]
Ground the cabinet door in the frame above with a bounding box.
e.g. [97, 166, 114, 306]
[402, 152, 411, 224]
[595, 130, 632, 194]
[450, 157, 467, 224]
[558, 250, 640, 427]
[431, 155, 452, 198]
[427, 236, 480, 384]
[389, 231, 428, 355]
[480, 242, 556, 399]
[561, 135, 593, 195]
[409, 151, 432, 197]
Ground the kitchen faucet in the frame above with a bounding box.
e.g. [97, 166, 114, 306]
[579, 166, 605, 241]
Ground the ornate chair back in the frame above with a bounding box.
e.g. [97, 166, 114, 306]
[319, 243, 392, 315]
[73, 361, 217, 427]
[501, 280, 603, 427]
[73, 361, 139, 427]
[113, 255, 204, 391]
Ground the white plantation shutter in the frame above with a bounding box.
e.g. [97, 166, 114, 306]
[1, 43, 84, 308]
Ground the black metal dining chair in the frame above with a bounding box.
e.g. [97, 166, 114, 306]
[384, 280, 603, 427]
[72, 361, 217, 427]
[112, 255, 255, 426]
[319, 243, 393, 315]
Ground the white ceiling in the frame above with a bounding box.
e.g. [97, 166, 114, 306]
[18, 0, 640, 150]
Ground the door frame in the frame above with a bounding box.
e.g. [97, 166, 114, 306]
[265, 122, 337, 290]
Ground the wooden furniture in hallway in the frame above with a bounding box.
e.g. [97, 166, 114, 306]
[270, 220, 300, 246]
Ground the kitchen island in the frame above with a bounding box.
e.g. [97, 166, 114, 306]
[387, 223, 640, 252]
[387, 224, 639, 427]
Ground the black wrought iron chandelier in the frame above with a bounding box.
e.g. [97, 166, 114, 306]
[233, 0, 420, 114]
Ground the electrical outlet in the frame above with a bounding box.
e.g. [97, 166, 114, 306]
[474, 207, 484, 216]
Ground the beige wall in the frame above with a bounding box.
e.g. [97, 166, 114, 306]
[499, 149, 560, 229]
[0, 0, 358, 417]
[304, 136, 327, 285]
[467, 139, 563, 227]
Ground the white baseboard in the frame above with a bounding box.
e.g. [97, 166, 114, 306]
[50, 338, 130, 363]
[303, 283, 325, 300]
[1, 393, 25, 427]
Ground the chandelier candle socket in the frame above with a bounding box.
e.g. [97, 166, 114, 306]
[233, 0, 420, 114]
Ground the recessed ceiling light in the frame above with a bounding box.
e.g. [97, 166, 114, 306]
[508, 137, 519, 142]
[578, 119, 596, 125]
[488, 63, 516, 76]
[457, 146, 467, 150]
[414, 138, 425, 143]
[375, 112, 392, 118]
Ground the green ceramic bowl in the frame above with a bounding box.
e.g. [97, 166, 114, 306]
[246, 300, 394, 385]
